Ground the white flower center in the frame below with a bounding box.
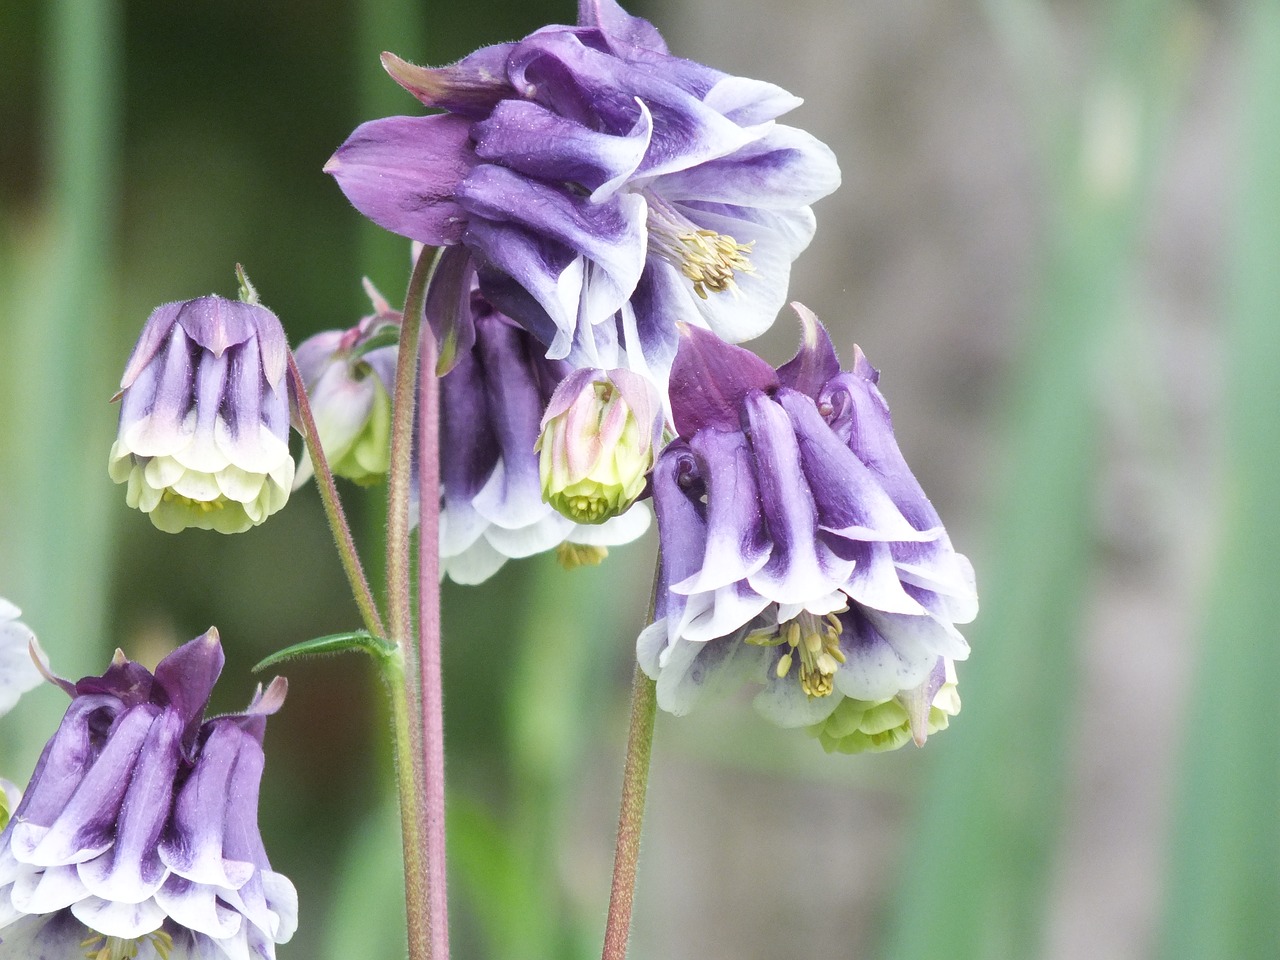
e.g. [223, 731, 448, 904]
[646, 197, 756, 299]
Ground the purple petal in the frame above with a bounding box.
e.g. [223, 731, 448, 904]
[325, 114, 477, 246]
[649, 440, 708, 629]
[776, 303, 840, 397]
[119, 303, 182, 390]
[821, 360, 945, 534]
[577, 0, 669, 56]
[742, 391, 854, 604]
[382, 47, 516, 116]
[424, 246, 478, 375]
[153, 629, 224, 746]
[778, 388, 937, 542]
[472, 97, 652, 201]
[458, 164, 647, 331]
[670, 428, 769, 594]
[668, 324, 777, 437]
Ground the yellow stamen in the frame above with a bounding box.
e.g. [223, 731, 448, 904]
[161, 489, 231, 513]
[556, 542, 608, 570]
[81, 931, 175, 960]
[674, 229, 756, 299]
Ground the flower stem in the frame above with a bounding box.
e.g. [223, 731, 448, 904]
[416, 304, 449, 960]
[601, 664, 658, 960]
[287, 354, 386, 639]
[384, 245, 442, 960]
[387, 246, 440, 648]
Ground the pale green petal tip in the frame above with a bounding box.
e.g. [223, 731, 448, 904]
[113, 455, 294, 534]
[810, 676, 962, 756]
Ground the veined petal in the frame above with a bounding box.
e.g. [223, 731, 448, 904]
[652, 123, 840, 210]
[325, 113, 477, 246]
[670, 429, 769, 595]
[472, 97, 653, 202]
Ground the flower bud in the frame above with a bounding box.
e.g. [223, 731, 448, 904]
[537, 368, 662, 525]
[293, 280, 399, 488]
[108, 295, 294, 534]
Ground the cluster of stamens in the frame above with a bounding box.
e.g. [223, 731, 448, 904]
[161, 489, 230, 513]
[676, 229, 756, 299]
[747, 612, 846, 698]
[81, 930, 174, 960]
[556, 542, 609, 570]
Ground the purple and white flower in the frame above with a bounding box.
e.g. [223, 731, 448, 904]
[109, 296, 294, 534]
[293, 280, 399, 488]
[440, 283, 649, 584]
[325, 0, 840, 388]
[0, 630, 296, 960]
[636, 305, 977, 748]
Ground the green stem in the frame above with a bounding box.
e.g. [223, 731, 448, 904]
[287, 354, 385, 639]
[386, 247, 439, 648]
[384, 246, 441, 960]
[600, 665, 658, 960]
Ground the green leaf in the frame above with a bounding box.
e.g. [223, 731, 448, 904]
[252, 630, 395, 672]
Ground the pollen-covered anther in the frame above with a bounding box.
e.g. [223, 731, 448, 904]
[676, 229, 756, 299]
[81, 930, 174, 960]
[161, 489, 231, 514]
[781, 612, 845, 698]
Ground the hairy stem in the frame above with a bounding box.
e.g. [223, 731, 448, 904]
[601, 665, 658, 960]
[287, 354, 386, 639]
[416, 310, 449, 960]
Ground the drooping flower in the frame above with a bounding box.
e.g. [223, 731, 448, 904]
[325, 0, 841, 389]
[293, 279, 399, 488]
[0, 629, 296, 960]
[0, 599, 41, 720]
[109, 295, 295, 534]
[537, 367, 663, 525]
[439, 281, 649, 585]
[636, 305, 977, 750]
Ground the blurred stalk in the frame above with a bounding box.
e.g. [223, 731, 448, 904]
[0, 0, 119, 769]
[881, 2, 1190, 958]
[1157, 4, 1280, 957]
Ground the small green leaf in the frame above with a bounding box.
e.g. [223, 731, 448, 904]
[252, 630, 396, 672]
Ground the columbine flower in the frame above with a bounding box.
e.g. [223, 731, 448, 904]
[293, 280, 399, 488]
[109, 295, 295, 534]
[440, 282, 649, 584]
[537, 367, 662, 525]
[636, 305, 977, 750]
[325, 0, 840, 387]
[0, 599, 41, 720]
[0, 629, 296, 959]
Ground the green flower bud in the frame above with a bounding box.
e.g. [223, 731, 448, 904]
[537, 368, 662, 525]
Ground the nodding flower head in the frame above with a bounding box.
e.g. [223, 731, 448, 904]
[325, 0, 840, 388]
[0, 630, 296, 959]
[108, 296, 294, 534]
[636, 305, 977, 751]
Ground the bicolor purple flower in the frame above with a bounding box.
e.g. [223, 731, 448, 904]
[325, 0, 840, 388]
[293, 280, 399, 488]
[440, 283, 649, 584]
[109, 296, 295, 534]
[636, 305, 977, 749]
[0, 630, 296, 960]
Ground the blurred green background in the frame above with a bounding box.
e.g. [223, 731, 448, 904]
[2, 0, 1276, 958]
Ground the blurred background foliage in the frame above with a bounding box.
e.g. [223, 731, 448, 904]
[1, 0, 1275, 958]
